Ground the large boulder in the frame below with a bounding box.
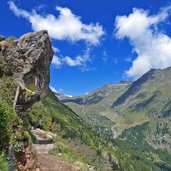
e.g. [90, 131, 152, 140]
[4, 30, 53, 109]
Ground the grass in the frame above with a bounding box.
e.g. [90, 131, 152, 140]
[49, 135, 97, 171]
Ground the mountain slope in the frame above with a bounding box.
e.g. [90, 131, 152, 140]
[58, 82, 131, 137]
[113, 67, 171, 112]
[26, 89, 120, 170]
[60, 67, 171, 151]
[54, 69, 171, 170]
[112, 67, 171, 123]
[32, 89, 171, 171]
[112, 67, 171, 150]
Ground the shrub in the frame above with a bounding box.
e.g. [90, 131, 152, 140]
[0, 152, 8, 171]
[0, 77, 16, 104]
[5, 36, 15, 44]
[27, 102, 53, 131]
[0, 101, 17, 151]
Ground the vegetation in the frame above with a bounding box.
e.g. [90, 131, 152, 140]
[5, 36, 15, 44]
[0, 101, 18, 151]
[113, 122, 171, 171]
[0, 55, 34, 168]
[0, 56, 16, 104]
[0, 48, 115, 170]
[26, 89, 116, 170]
[0, 152, 9, 171]
[61, 83, 130, 137]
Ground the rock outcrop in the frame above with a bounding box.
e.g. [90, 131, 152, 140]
[4, 30, 53, 110]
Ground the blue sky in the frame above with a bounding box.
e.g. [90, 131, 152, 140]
[1, 0, 171, 96]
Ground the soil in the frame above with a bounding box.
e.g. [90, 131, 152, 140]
[32, 129, 80, 171]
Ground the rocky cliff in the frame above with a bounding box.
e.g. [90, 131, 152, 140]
[2, 30, 53, 110]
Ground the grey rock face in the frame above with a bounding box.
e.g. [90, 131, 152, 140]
[4, 30, 53, 109]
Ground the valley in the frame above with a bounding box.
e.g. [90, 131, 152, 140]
[58, 67, 171, 169]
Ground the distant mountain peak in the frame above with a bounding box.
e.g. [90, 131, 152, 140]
[112, 66, 171, 108]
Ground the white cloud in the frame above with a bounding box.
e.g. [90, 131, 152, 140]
[63, 56, 83, 66]
[52, 46, 60, 53]
[63, 47, 91, 67]
[8, 1, 105, 45]
[50, 86, 58, 93]
[115, 6, 171, 79]
[52, 55, 62, 67]
[102, 50, 108, 62]
[52, 47, 91, 70]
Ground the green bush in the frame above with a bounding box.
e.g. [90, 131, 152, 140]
[5, 36, 15, 44]
[0, 152, 8, 171]
[0, 77, 16, 104]
[0, 101, 17, 151]
[12, 130, 32, 153]
[27, 102, 53, 131]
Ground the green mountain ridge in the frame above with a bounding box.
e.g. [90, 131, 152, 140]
[114, 67, 171, 112]
[55, 66, 171, 170]
[57, 82, 131, 137]
[112, 67, 171, 151]
[60, 67, 171, 150]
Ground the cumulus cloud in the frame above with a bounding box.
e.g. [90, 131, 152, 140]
[63, 47, 91, 67]
[52, 55, 62, 67]
[102, 50, 108, 62]
[52, 46, 60, 53]
[8, 1, 105, 45]
[63, 56, 84, 67]
[115, 6, 171, 79]
[52, 47, 91, 70]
